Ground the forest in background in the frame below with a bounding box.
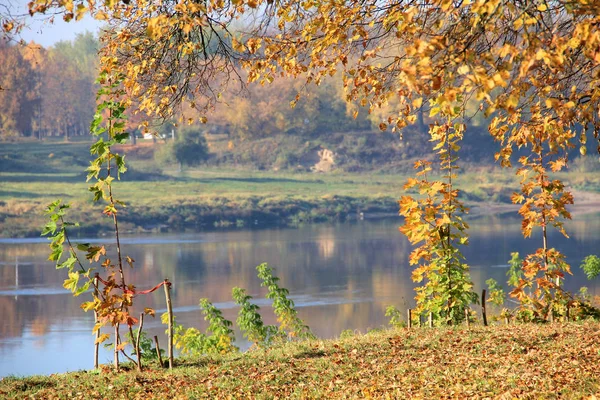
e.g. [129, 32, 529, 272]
[0, 32, 500, 170]
[1, 32, 374, 140]
[0, 33, 97, 139]
[2, 33, 598, 173]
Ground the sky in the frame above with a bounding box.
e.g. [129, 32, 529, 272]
[15, 0, 102, 47]
[20, 16, 101, 47]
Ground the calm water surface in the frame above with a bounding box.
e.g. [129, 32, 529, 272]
[1, 215, 599, 377]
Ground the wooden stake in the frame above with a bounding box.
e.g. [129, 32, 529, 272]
[428, 312, 433, 328]
[114, 324, 120, 371]
[481, 289, 488, 327]
[154, 335, 164, 368]
[407, 309, 412, 329]
[93, 276, 99, 370]
[135, 313, 144, 371]
[164, 279, 174, 369]
[465, 308, 470, 328]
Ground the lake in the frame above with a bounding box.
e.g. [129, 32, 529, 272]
[1, 214, 599, 377]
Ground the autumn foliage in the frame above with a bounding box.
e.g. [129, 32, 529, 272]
[17, 0, 600, 341]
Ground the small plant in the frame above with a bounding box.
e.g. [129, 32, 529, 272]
[399, 112, 478, 326]
[161, 266, 312, 354]
[257, 263, 314, 340]
[232, 287, 278, 347]
[485, 279, 506, 307]
[339, 329, 356, 339]
[126, 329, 163, 361]
[384, 305, 406, 328]
[162, 313, 208, 356]
[581, 255, 600, 281]
[160, 299, 237, 357]
[199, 298, 238, 354]
[485, 278, 513, 323]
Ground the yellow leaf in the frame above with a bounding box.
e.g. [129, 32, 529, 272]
[513, 18, 523, 30]
[144, 307, 156, 317]
[95, 333, 110, 344]
[75, 4, 87, 21]
[92, 322, 103, 334]
[94, 11, 108, 21]
[457, 65, 470, 75]
[430, 181, 444, 193]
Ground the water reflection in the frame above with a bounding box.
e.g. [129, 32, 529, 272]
[0, 214, 598, 377]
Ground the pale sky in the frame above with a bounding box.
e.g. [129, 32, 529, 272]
[15, 0, 102, 47]
[20, 16, 101, 47]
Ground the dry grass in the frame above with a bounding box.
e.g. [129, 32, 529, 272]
[1, 321, 599, 399]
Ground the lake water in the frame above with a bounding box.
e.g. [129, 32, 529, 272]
[1, 214, 599, 377]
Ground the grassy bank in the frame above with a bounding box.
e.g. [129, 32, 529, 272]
[0, 168, 404, 237]
[1, 140, 598, 237]
[1, 321, 599, 398]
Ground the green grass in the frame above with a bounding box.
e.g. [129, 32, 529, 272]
[1, 321, 599, 398]
[1, 140, 598, 237]
[0, 167, 405, 237]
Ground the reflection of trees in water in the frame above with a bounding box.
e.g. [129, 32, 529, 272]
[2, 218, 599, 361]
[0, 294, 85, 341]
[467, 216, 600, 292]
[0, 296, 21, 338]
[566, 216, 600, 244]
[0, 244, 50, 260]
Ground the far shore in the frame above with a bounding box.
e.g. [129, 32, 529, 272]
[469, 189, 600, 218]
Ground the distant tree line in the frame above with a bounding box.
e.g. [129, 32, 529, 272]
[0, 33, 97, 139]
[0, 32, 379, 141]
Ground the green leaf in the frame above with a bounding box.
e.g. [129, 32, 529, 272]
[49, 245, 64, 262]
[75, 280, 91, 296]
[57, 255, 77, 270]
[63, 271, 80, 293]
[41, 221, 57, 236]
[114, 154, 127, 176]
[77, 243, 90, 252]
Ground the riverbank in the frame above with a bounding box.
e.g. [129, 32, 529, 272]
[1, 140, 598, 238]
[2, 174, 598, 238]
[0, 166, 514, 238]
[1, 321, 599, 398]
